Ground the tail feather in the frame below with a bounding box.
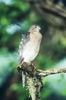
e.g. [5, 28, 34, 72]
[22, 71, 25, 87]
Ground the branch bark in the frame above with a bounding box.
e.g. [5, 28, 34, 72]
[17, 62, 66, 100]
[17, 62, 43, 100]
[38, 68, 66, 77]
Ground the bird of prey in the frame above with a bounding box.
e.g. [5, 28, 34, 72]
[18, 25, 42, 87]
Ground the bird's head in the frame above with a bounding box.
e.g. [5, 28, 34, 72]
[29, 25, 41, 33]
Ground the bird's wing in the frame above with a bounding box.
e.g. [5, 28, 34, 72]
[18, 32, 30, 63]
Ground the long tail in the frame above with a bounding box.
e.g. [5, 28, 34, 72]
[22, 71, 26, 87]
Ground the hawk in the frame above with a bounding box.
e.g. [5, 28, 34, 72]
[18, 25, 42, 87]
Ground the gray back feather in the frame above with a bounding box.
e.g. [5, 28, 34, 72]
[18, 32, 30, 63]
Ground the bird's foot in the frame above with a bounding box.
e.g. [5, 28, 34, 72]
[25, 62, 34, 66]
[17, 62, 36, 76]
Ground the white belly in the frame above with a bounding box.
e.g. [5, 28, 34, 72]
[22, 41, 40, 62]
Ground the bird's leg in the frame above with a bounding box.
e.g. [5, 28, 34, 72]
[25, 62, 35, 68]
[17, 61, 23, 69]
[17, 60, 26, 71]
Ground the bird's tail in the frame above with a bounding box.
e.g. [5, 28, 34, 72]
[22, 71, 26, 87]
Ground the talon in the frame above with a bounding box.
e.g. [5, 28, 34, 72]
[31, 63, 34, 66]
[21, 60, 24, 64]
[17, 66, 22, 72]
[27, 62, 31, 65]
[23, 62, 31, 66]
[19, 65, 22, 68]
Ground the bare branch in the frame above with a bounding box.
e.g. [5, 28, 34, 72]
[38, 68, 66, 77]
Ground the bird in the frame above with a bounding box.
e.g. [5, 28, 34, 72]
[18, 25, 42, 87]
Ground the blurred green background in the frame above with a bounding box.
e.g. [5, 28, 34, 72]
[0, 0, 66, 100]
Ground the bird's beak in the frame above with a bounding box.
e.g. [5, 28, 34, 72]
[38, 26, 41, 31]
[37, 26, 41, 30]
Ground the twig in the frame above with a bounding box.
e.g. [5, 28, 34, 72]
[37, 68, 66, 77]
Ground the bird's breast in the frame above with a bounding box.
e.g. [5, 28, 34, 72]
[22, 39, 41, 62]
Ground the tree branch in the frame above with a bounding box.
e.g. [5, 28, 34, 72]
[17, 62, 43, 100]
[17, 62, 66, 100]
[37, 68, 66, 77]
